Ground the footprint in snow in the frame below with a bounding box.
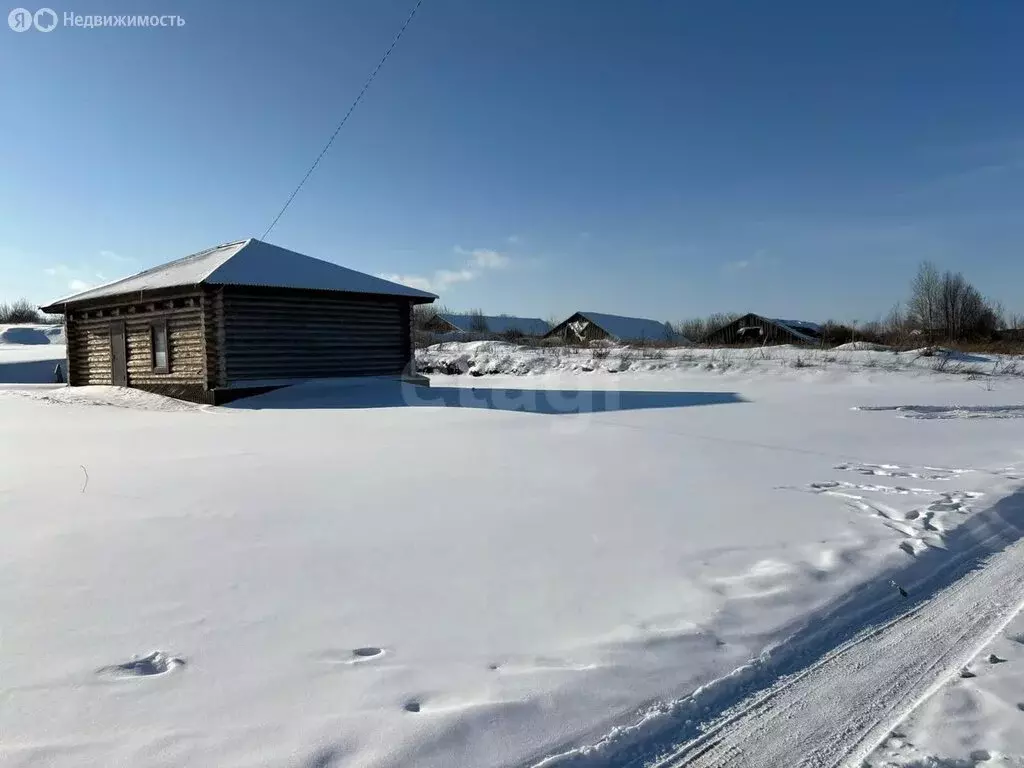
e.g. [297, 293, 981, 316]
[898, 540, 924, 558]
[315, 646, 387, 665]
[352, 646, 384, 660]
[97, 650, 185, 678]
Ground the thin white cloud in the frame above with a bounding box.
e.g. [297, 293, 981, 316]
[462, 247, 509, 270]
[377, 274, 434, 292]
[44, 264, 113, 294]
[100, 249, 134, 263]
[724, 249, 772, 274]
[506, 235, 521, 245]
[379, 246, 511, 294]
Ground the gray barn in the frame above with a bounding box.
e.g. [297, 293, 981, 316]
[702, 313, 822, 346]
[545, 311, 681, 344]
[40, 238, 437, 403]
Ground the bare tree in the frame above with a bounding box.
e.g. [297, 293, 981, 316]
[908, 261, 942, 331]
[938, 270, 998, 340]
[412, 302, 441, 331]
[467, 309, 489, 333]
[882, 302, 912, 346]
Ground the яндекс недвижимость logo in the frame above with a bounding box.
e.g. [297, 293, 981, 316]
[8, 7, 184, 31]
[8, 7, 57, 31]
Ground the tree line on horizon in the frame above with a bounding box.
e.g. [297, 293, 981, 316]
[676, 262, 1021, 344]
[415, 262, 1022, 346]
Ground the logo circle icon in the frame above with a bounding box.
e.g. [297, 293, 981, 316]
[8, 7, 33, 31]
[34, 7, 57, 31]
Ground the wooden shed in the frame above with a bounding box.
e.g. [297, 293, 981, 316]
[40, 238, 437, 403]
[544, 311, 682, 344]
[702, 313, 822, 346]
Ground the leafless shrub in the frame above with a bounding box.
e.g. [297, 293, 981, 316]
[675, 312, 742, 343]
[819, 321, 857, 347]
[0, 298, 44, 324]
[993, 358, 1022, 377]
[961, 365, 985, 380]
[465, 308, 488, 333]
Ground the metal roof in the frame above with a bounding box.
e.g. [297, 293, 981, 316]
[42, 238, 438, 309]
[576, 311, 681, 342]
[438, 313, 551, 335]
[769, 318, 822, 343]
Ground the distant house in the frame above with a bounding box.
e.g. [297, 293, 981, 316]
[40, 238, 437, 403]
[545, 311, 682, 344]
[702, 313, 822, 346]
[422, 313, 550, 337]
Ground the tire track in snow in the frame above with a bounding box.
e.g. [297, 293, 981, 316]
[527, 486, 1024, 768]
[659, 539, 1024, 767]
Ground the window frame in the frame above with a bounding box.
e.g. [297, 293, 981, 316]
[151, 320, 170, 374]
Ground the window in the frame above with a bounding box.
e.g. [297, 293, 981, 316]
[151, 322, 169, 373]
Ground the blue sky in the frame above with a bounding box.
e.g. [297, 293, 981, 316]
[3, 0, 1023, 323]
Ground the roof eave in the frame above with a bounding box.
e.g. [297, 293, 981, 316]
[40, 283, 205, 315]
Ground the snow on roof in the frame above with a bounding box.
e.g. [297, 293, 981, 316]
[770, 318, 822, 344]
[43, 238, 437, 309]
[577, 312, 680, 342]
[438, 313, 550, 335]
[773, 318, 822, 334]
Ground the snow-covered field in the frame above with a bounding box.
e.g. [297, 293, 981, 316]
[2, 332, 1024, 767]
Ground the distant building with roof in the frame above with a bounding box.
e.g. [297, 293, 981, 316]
[701, 313, 822, 346]
[544, 311, 683, 344]
[40, 238, 437, 403]
[422, 312, 550, 337]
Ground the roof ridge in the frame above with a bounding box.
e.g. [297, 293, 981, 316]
[580, 310, 668, 323]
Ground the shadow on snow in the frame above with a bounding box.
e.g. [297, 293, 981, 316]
[0, 358, 64, 384]
[229, 381, 746, 414]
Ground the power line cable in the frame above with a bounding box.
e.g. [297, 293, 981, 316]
[261, 0, 425, 240]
